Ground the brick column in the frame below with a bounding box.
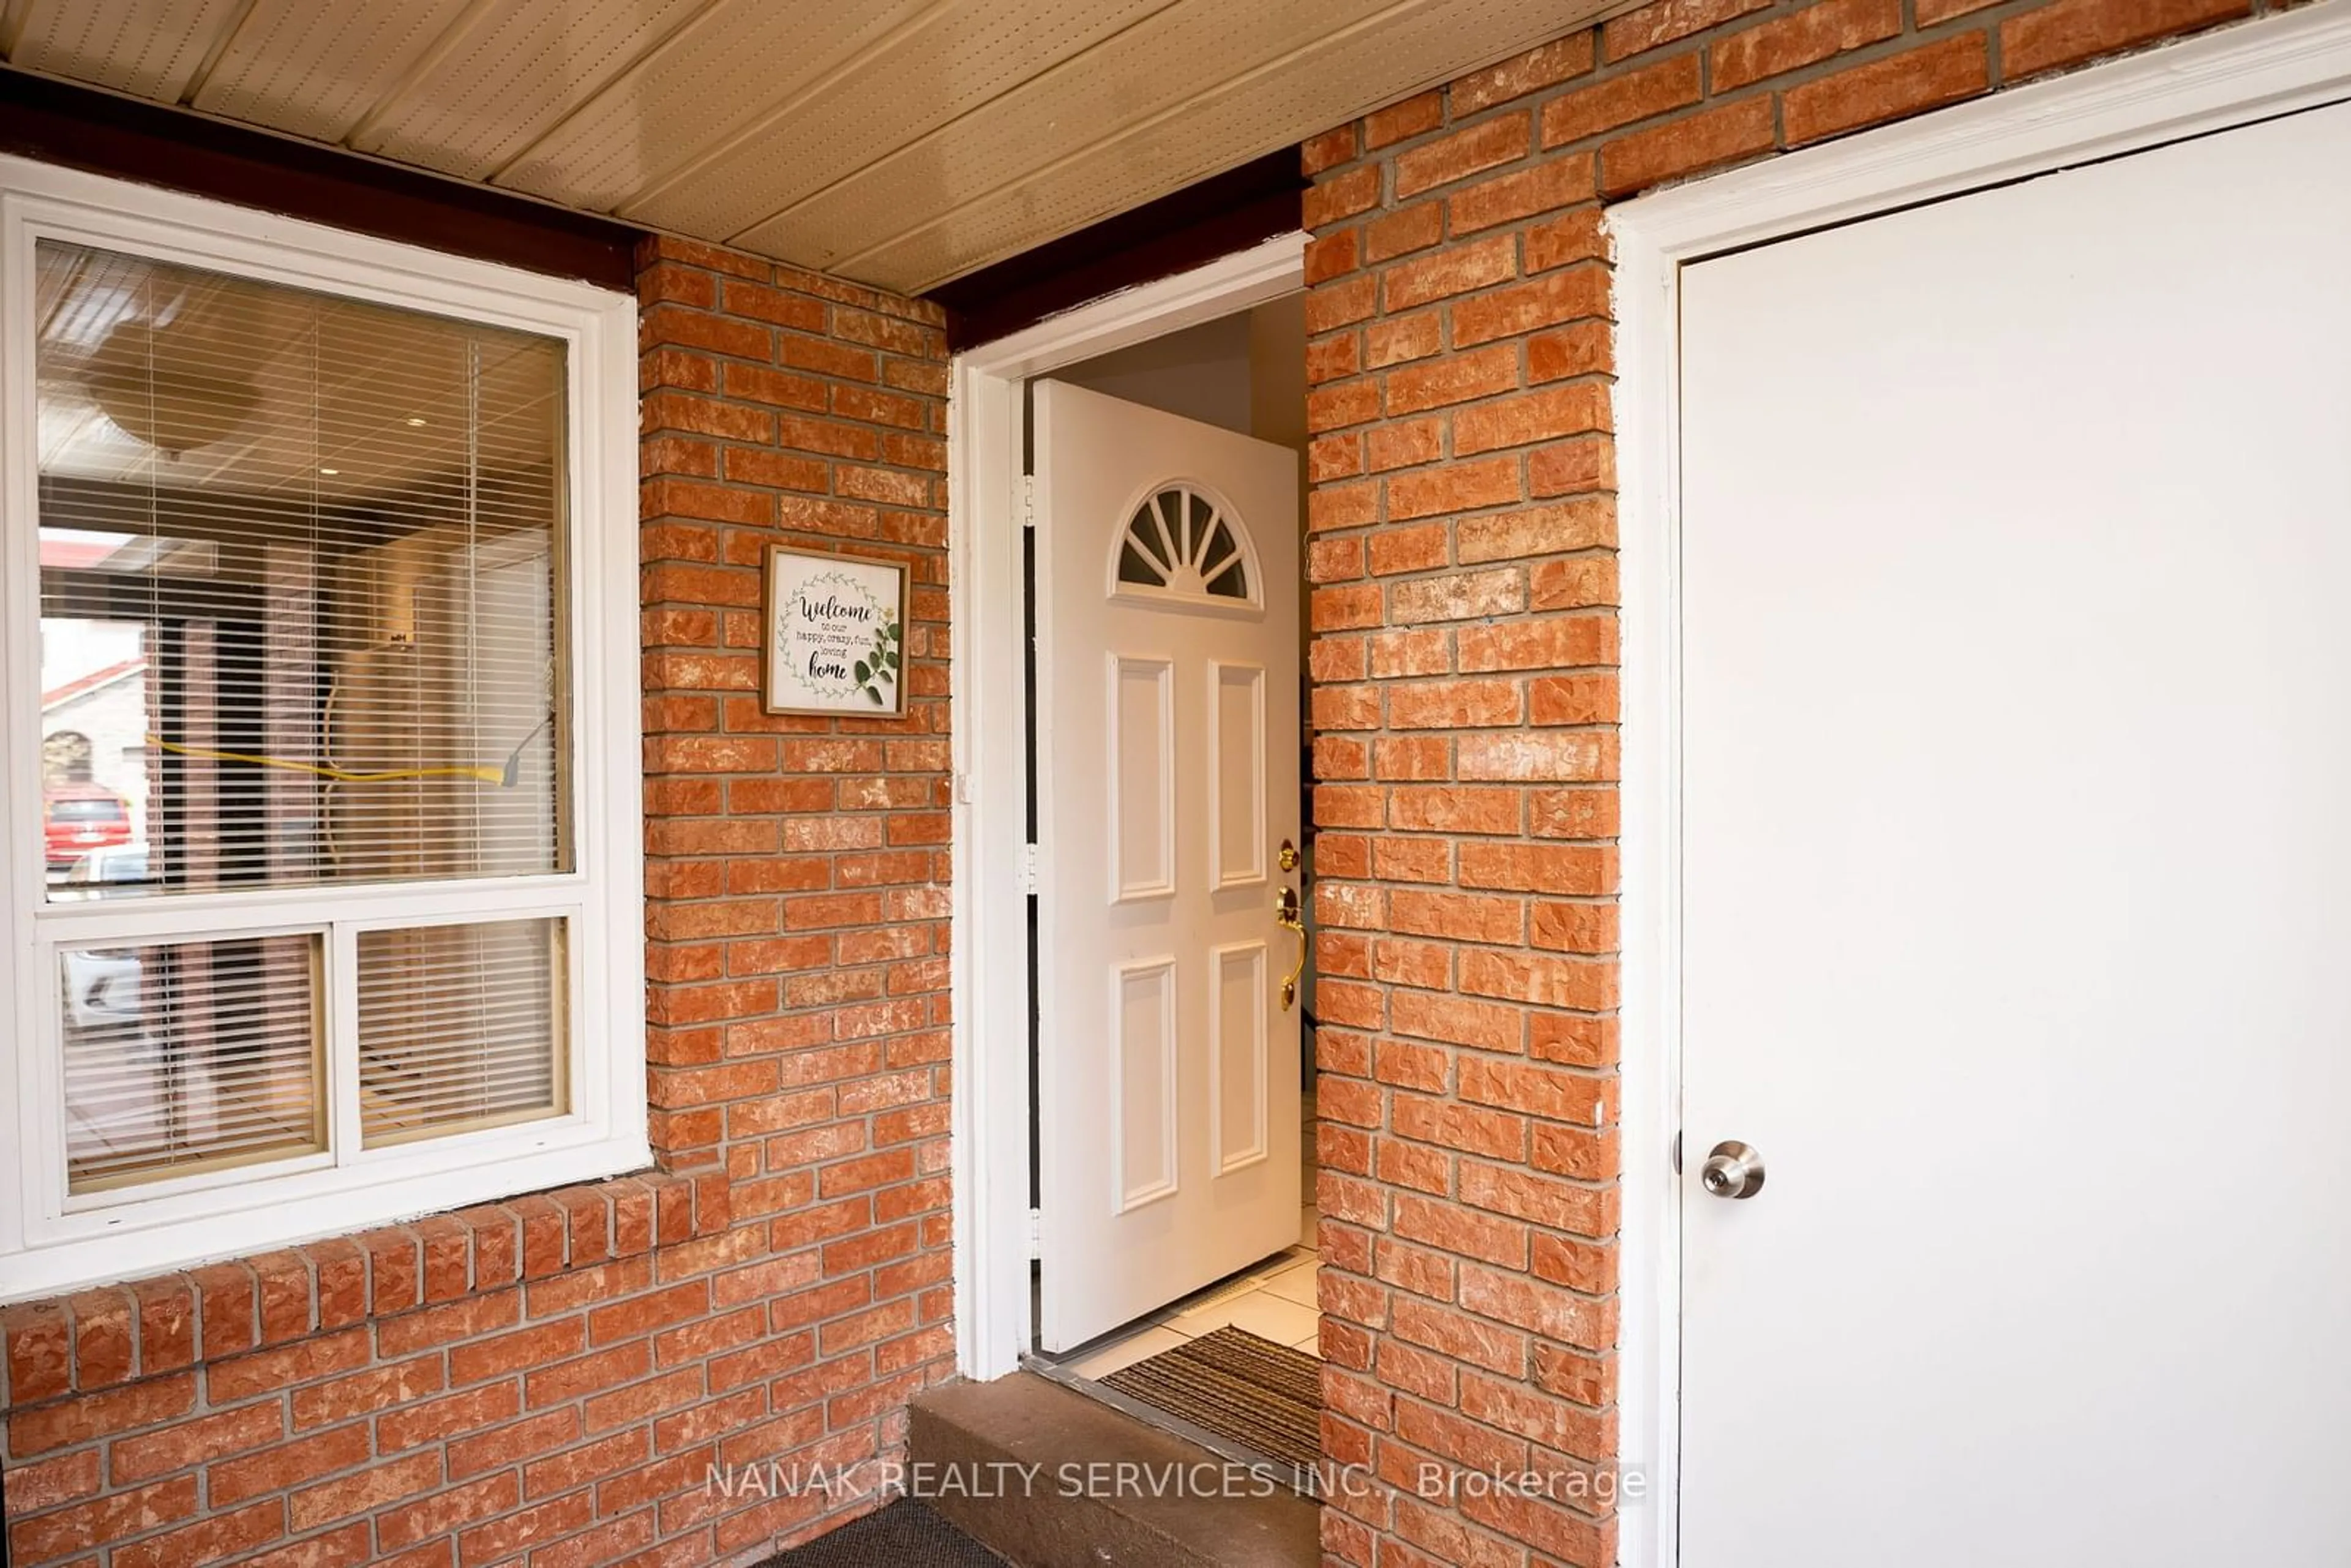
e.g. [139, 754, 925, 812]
[634, 234, 958, 1545]
[1301, 56, 1625, 1567]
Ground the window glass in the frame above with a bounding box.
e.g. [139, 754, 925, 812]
[1113, 484, 1254, 604]
[34, 240, 569, 901]
[358, 917, 566, 1147]
[33, 241, 580, 1195]
[62, 932, 324, 1193]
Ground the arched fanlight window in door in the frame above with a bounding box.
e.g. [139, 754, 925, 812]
[1112, 482, 1261, 609]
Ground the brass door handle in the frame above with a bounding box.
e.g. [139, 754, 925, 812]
[1274, 885, 1306, 1011]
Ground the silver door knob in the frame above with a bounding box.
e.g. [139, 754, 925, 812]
[1700, 1140, 1764, 1200]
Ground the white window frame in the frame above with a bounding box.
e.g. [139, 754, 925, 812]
[0, 155, 647, 1303]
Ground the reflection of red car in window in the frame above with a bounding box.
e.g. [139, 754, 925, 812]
[43, 785, 132, 869]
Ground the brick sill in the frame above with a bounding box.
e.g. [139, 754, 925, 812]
[1, 1167, 732, 1411]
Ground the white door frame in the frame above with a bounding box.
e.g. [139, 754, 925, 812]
[947, 233, 1307, 1381]
[1611, 6, 2351, 1565]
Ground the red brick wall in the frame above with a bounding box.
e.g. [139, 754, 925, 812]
[0, 234, 952, 1568]
[634, 230, 957, 1527]
[1298, 2, 2276, 1564]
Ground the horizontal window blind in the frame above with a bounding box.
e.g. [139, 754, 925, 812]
[61, 933, 323, 1192]
[34, 239, 569, 901]
[358, 918, 566, 1147]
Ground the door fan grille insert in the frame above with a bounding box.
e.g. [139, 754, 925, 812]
[1115, 482, 1255, 606]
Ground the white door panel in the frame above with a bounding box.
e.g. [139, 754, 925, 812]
[1035, 380, 1303, 1351]
[1679, 102, 2351, 1563]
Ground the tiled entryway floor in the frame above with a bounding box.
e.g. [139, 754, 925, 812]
[1061, 1247, 1322, 1379]
[1057, 1089, 1319, 1380]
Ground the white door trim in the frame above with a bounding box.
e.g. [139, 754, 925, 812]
[947, 233, 1307, 1379]
[1611, 6, 2351, 1565]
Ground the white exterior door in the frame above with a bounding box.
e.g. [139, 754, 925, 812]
[1033, 379, 1303, 1352]
[1678, 102, 2351, 1562]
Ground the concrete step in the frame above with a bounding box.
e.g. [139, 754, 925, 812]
[907, 1373, 1321, 1567]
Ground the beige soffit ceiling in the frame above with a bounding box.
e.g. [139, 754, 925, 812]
[2, 0, 1639, 294]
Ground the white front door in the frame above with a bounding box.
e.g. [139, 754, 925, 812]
[1033, 379, 1303, 1352]
[1678, 102, 2351, 1562]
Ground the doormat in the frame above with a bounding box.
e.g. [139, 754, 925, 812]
[1100, 1326, 1322, 1472]
[755, 1500, 1007, 1567]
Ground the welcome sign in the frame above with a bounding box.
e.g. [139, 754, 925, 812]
[761, 547, 907, 716]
